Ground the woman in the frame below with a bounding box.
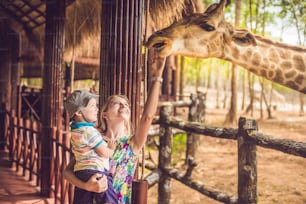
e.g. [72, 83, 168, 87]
[63, 56, 166, 203]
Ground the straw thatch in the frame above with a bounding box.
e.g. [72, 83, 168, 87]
[148, 0, 204, 30]
[64, 0, 204, 61]
[0, 0, 204, 79]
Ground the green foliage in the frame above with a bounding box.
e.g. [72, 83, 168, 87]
[172, 133, 187, 164]
[21, 78, 42, 88]
[183, 56, 232, 90]
[173, 133, 187, 152]
[201, 0, 216, 7]
[144, 133, 187, 164]
[273, 0, 306, 45]
[74, 79, 98, 90]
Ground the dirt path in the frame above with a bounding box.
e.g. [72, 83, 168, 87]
[146, 108, 306, 204]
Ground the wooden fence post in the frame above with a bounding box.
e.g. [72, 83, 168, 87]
[0, 103, 7, 149]
[185, 91, 206, 166]
[8, 110, 16, 167]
[238, 117, 257, 204]
[158, 104, 173, 204]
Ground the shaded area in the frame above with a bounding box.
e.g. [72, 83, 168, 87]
[0, 150, 54, 204]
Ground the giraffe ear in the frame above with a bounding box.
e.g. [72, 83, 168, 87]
[232, 29, 257, 46]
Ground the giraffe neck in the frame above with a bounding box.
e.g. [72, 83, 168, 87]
[223, 35, 306, 93]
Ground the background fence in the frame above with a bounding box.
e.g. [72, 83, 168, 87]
[4, 92, 306, 204]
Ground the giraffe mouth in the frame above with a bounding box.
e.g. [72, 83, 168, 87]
[152, 41, 167, 49]
[145, 38, 170, 51]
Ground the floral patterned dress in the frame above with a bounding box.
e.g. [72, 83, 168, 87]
[109, 135, 138, 204]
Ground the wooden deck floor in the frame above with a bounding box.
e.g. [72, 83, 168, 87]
[0, 150, 54, 204]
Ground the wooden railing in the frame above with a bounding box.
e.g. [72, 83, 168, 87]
[4, 91, 306, 204]
[7, 113, 41, 185]
[52, 127, 74, 204]
[145, 101, 306, 204]
[6, 110, 73, 204]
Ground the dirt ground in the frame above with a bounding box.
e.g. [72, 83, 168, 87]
[145, 106, 306, 204]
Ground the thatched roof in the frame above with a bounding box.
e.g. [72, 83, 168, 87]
[0, 0, 204, 79]
[149, 0, 204, 30]
[64, 0, 204, 59]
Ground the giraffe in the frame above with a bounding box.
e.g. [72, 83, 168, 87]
[146, 0, 306, 94]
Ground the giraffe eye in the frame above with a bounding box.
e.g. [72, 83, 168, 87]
[199, 23, 215, 32]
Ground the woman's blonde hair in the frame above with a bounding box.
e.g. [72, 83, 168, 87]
[99, 95, 133, 135]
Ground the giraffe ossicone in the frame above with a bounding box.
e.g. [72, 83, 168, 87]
[146, 0, 306, 94]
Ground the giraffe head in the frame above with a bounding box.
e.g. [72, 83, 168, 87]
[146, 0, 256, 58]
[146, 0, 306, 93]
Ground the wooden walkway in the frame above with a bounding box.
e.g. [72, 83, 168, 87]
[0, 150, 54, 204]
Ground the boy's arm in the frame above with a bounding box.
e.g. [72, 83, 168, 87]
[94, 140, 115, 158]
[88, 129, 115, 158]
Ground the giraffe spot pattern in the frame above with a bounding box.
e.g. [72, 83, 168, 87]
[284, 70, 296, 79]
[249, 68, 256, 73]
[268, 48, 279, 64]
[232, 46, 239, 59]
[245, 49, 252, 59]
[263, 58, 269, 66]
[295, 74, 304, 85]
[260, 70, 267, 78]
[278, 48, 289, 59]
[274, 70, 284, 84]
[287, 81, 299, 90]
[280, 61, 292, 70]
[268, 70, 274, 78]
[241, 53, 248, 62]
[293, 55, 305, 72]
[251, 52, 261, 66]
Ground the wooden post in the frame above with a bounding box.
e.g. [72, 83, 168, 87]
[8, 110, 16, 167]
[99, 0, 144, 127]
[41, 0, 66, 197]
[10, 32, 20, 116]
[132, 180, 149, 204]
[185, 91, 206, 167]
[0, 103, 7, 149]
[158, 104, 173, 204]
[238, 117, 257, 204]
[0, 20, 12, 150]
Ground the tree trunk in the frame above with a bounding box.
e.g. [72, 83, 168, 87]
[224, 0, 241, 125]
[179, 56, 185, 100]
[299, 93, 304, 116]
[244, 73, 255, 117]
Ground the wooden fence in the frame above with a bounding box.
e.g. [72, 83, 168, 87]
[5, 110, 74, 204]
[145, 94, 306, 204]
[3, 92, 306, 204]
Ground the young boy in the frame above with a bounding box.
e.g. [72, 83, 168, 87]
[64, 89, 117, 204]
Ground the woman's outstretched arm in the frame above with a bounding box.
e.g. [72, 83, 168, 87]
[132, 55, 166, 154]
